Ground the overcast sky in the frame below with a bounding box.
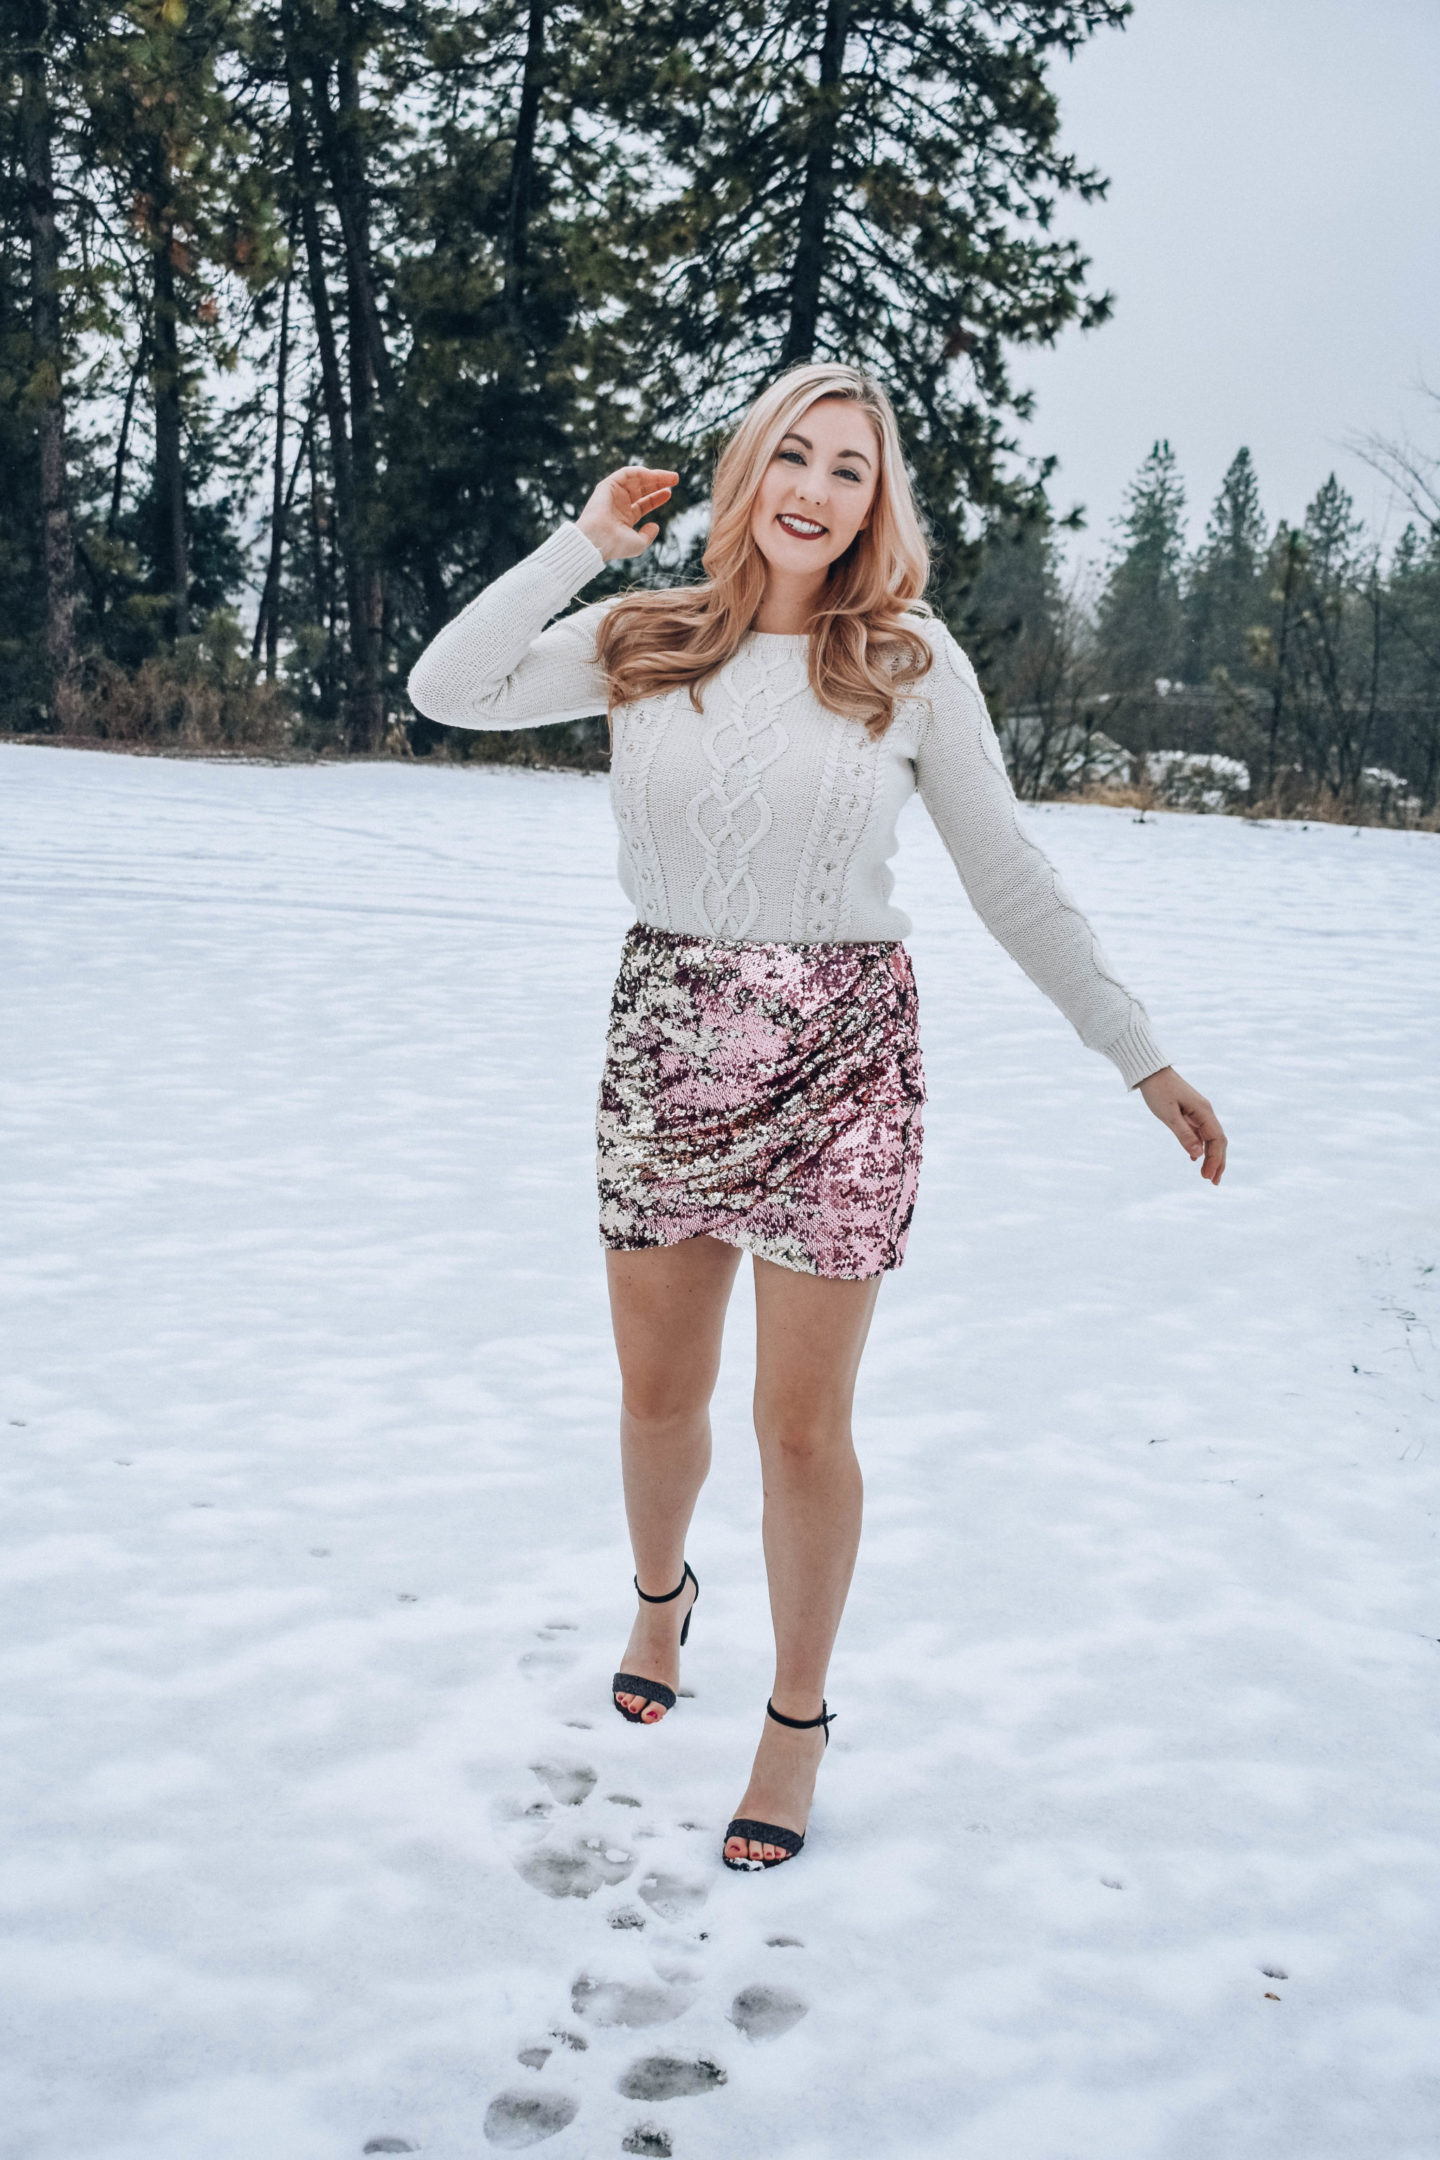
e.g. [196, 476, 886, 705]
[1014, 0, 1440, 562]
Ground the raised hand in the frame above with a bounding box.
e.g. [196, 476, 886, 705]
[1137, 1066, 1228, 1185]
[576, 465, 680, 563]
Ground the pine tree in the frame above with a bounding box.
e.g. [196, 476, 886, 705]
[80, 0, 265, 645]
[608, 0, 1131, 594]
[1094, 438, 1186, 692]
[234, 0, 649, 748]
[1185, 445, 1265, 684]
[1302, 472, 1363, 600]
[1243, 476, 1378, 801]
[1383, 524, 1440, 807]
[381, 1, 646, 631]
[961, 508, 1096, 799]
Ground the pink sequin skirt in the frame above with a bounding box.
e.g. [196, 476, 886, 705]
[597, 923, 925, 1280]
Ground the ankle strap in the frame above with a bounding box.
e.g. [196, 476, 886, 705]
[766, 1697, 835, 1733]
[634, 1560, 695, 1606]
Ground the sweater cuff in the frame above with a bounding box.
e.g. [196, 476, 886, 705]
[1101, 1013, 1170, 1090]
[532, 519, 606, 594]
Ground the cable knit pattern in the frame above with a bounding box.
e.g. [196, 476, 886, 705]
[686, 644, 804, 935]
[407, 523, 1170, 1088]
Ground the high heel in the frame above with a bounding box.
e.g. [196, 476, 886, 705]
[611, 1562, 699, 1723]
[722, 1699, 835, 1870]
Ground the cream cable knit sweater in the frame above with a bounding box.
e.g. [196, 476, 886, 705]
[407, 522, 1168, 1089]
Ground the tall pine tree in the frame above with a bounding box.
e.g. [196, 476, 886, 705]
[1185, 445, 1265, 684]
[1094, 438, 1186, 692]
[609, 0, 1131, 596]
[81, 0, 262, 646]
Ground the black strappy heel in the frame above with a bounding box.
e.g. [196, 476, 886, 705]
[722, 1699, 835, 1870]
[611, 1562, 699, 1723]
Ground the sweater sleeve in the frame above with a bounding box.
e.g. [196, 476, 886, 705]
[913, 622, 1170, 1089]
[406, 521, 611, 730]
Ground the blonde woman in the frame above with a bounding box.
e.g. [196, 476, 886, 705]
[408, 362, 1226, 1873]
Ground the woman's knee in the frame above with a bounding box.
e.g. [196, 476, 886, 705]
[754, 1404, 853, 1475]
[621, 1379, 713, 1435]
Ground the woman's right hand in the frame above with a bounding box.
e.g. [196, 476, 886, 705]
[576, 466, 679, 562]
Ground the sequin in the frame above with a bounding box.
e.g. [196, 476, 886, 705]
[597, 923, 926, 1280]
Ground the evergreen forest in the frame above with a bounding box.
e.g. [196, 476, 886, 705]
[4, 0, 1438, 820]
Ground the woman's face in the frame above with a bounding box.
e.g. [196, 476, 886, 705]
[749, 397, 881, 578]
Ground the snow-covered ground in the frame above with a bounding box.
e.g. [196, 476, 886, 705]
[2, 742, 1438, 2160]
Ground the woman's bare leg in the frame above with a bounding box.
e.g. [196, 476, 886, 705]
[607, 1236, 743, 1719]
[725, 1256, 881, 1864]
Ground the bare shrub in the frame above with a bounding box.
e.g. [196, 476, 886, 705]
[67, 616, 296, 752]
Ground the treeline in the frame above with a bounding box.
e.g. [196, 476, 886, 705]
[6, 3, 1437, 821]
[969, 436, 1440, 820]
[1, 0, 1130, 756]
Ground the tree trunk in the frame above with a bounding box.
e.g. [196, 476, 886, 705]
[471, 0, 548, 584]
[505, 0, 546, 317]
[282, 0, 381, 749]
[781, 0, 850, 368]
[109, 333, 146, 535]
[17, 5, 77, 723]
[323, 29, 394, 400]
[255, 409, 314, 675]
[327, 19, 449, 644]
[1266, 531, 1301, 799]
[151, 233, 190, 636]
[331, 33, 384, 752]
[305, 421, 336, 721]
[254, 260, 293, 672]
[283, 15, 353, 517]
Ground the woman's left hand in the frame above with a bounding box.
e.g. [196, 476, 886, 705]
[1136, 1067, 1227, 1185]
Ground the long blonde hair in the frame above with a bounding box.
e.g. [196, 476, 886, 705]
[594, 363, 934, 738]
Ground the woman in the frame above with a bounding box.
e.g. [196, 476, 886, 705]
[408, 362, 1226, 1874]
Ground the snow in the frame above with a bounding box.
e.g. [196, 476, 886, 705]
[2, 742, 1438, 2160]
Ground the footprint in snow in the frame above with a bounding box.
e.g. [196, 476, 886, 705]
[617, 2055, 727, 2102]
[483, 2090, 579, 2147]
[362, 2142, 417, 2155]
[621, 2128, 673, 2157]
[517, 1838, 634, 1900]
[608, 1792, 643, 1808]
[572, 1971, 696, 2027]
[637, 1869, 707, 1921]
[515, 2027, 587, 2069]
[531, 1760, 597, 1807]
[729, 1983, 807, 2041]
[608, 1907, 646, 1930]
